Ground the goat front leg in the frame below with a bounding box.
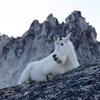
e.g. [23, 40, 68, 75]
[47, 73, 55, 80]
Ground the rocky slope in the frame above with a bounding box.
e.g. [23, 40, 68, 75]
[0, 60, 100, 100]
[0, 10, 100, 99]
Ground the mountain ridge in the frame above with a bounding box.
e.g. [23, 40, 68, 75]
[0, 10, 100, 90]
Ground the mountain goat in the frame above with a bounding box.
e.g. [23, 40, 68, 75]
[18, 33, 79, 85]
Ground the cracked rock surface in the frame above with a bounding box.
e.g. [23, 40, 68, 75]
[0, 60, 100, 100]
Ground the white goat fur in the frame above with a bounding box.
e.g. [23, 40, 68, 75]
[18, 33, 79, 85]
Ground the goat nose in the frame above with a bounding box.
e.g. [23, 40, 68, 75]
[53, 54, 57, 58]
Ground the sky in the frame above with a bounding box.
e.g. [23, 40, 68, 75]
[0, 0, 100, 41]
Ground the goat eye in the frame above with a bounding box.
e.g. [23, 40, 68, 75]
[61, 43, 64, 46]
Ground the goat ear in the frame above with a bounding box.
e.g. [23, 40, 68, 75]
[65, 33, 71, 42]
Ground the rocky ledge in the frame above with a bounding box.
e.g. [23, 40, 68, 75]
[0, 60, 100, 100]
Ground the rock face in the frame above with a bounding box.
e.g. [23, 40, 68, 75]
[0, 10, 100, 99]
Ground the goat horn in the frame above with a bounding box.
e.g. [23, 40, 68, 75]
[54, 35, 57, 40]
[59, 32, 62, 40]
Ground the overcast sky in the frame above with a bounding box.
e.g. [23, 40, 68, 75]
[0, 0, 100, 41]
